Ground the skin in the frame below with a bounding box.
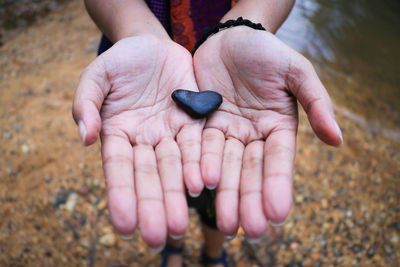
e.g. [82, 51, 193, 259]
[220, 0, 295, 32]
[194, 27, 342, 238]
[72, 36, 205, 248]
[73, 0, 343, 265]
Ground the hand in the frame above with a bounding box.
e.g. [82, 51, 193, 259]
[193, 27, 342, 237]
[72, 35, 205, 248]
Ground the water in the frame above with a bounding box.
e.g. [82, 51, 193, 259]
[277, 0, 400, 132]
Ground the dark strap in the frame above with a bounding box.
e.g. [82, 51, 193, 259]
[162, 244, 184, 255]
[192, 16, 266, 55]
[161, 244, 184, 267]
[201, 249, 229, 267]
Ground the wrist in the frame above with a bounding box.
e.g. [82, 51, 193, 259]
[85, 0, 171, 43]
[113, 22, 170, 42]
[220, 0, 295, 33]
[192, 17, 266, 55]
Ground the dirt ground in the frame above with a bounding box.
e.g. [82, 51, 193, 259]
[0, 1, 399, 266]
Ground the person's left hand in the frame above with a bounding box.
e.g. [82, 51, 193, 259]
[193, 27, 342, 238]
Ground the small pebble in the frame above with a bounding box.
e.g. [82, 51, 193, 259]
[14, 124, 22, 133]
[171, 89, 222, 119]
[384, 244, 393, 253]
[44, 176, 53, 183]
[52, 189, 73, 207]
[5, 132, 13, 140]
[390, 234, 398, 244]
[351, 244, 363, 254]
[80, 237, 91, 249]
[295, 195, 304, 203]
[77, 186, 90, 197]
[366, 247, 375, 258]
[321, 198, 328, 209]
[64, 193, 78, 212]
[21, 144, 29, 153]
[97, 199, 107, 210]
[99, 233, 116, 247]
[333, 248, 343, 257]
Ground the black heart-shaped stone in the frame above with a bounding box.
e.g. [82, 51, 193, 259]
[172, 89, 223, 119]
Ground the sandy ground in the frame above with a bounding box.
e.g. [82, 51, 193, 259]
[0, 1, 399, 266]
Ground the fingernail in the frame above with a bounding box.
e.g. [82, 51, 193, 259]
[188, 191, 201, 198]
[269, 220, 285, 228]
[119, 233, 134, 240]
[78, 120, 87, 145]
[225, 234, 236, 240]
[169, 234, 184, 240]
[334, 120, 343, 147]
[246, 236, 262, 244]
[205, 184, 217, 190]
[149, 244, 165, 254]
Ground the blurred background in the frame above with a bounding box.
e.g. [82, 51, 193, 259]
[0, 0, 399, 266]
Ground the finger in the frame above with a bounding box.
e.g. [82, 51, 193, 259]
[287, 57, 343, 146]
[72, 57, 110, 145]
[155, 138, 188, 237]
[263, 129, 296, 224]
[216, 138, 244, 235]
[240, 141, 268, 238]
[200, 128, 225, 189]
[177, 124, 204, 196]
[134, 144, 166, 248]
[101, 133, 136, 236]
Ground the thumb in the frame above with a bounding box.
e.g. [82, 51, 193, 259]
[72, 57, 110, 145]
[287, 57, 343, 146]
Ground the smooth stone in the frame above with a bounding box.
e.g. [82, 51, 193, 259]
[171, 89, 223, 119]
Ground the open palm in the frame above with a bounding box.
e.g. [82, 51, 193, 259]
[194, 27, 342, 237]
[73, 36, 205, 248]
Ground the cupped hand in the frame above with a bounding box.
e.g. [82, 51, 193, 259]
[72, 35, 205, 248]
[193, 27, 342, 238]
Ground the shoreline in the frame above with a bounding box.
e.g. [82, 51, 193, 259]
[335, 105, 400, 144]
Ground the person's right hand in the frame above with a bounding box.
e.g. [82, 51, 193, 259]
[72, 35, 205, 249]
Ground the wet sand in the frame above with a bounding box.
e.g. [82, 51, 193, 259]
[0, 1, 399, 266]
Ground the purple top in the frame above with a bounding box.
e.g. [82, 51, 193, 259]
[146, 0, 233, 50]
[98, 0, 233, 53]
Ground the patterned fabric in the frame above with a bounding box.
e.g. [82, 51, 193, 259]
[145, 0, 237, 51]
[170, 0, 197, 50]
[173, 0, 235, 51]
